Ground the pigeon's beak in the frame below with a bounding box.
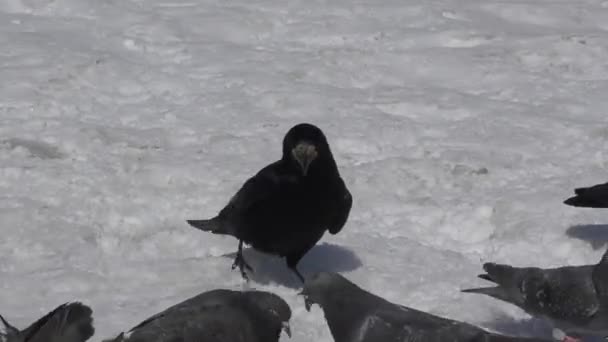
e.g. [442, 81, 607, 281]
[304, 297, 314, 312]
[282, 321, 292, 338]
[291, 142, 317, 176]
[551, 328, 566, 341]
[297, 290, 314, 312]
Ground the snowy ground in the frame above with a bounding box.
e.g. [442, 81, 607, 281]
[2, 0, 608, 340]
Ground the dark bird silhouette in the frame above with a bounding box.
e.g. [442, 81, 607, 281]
[0, 302, 94, 342]
[463, 249, 608, 341]
[564, 182, 608, 208]
[301, 272, 551, 342]
[187, 123, 352, 283]
[104, 289, 291, 342]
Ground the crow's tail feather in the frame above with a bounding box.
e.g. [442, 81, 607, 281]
[187, 218, 232, 235]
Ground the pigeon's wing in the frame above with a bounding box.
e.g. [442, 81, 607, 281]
[523, 270, 599, 324]
[564, 182, 608, 208]
[125, 306, 251, 342]
[24, 303, 94, 342]
[351, 309, 410, 342]
[125, 290, 241, 341]
[592, 248, 608, 302]
[356, 306, 481, 342]
[327, 178, 352, 235]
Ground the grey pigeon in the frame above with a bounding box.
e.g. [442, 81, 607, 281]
[187, 123, 352, 283]
[105, 289, 291, 342]
[463, 249, 608, 341]
[301, 272, 550, 342]
[564, 182, 608, 208]
[0, 302, 94, 342]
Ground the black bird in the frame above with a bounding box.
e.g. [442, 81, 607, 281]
[105, 289, 291, 342]
[187, 123, 352, 283]
[301, 272, 551, 342]
[564, 182, 608, 208]
[463, 249, 608, 342]
[0, 302, 94, 342]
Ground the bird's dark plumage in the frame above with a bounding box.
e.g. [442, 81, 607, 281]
[301, 272, 550, 342]
[463, 249, 608, 338]
[187, 123, 352, 282]
[105, 289, 291, 342]
[0, 302, 94, 342]
[564, 182, 608, 208]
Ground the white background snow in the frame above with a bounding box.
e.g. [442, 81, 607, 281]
[2, 0, 608, 340]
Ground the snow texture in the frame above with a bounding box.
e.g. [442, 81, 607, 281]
[1, 0, 608, 341]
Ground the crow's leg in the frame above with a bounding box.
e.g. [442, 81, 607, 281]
[286, 251, 308, 284]
[232, 240, 253, 280]
[290, 266, 305, 284]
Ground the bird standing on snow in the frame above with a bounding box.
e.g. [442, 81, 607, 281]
[187, 123, 352, 283]
[105, 289, 291, 342]
[462, 250, 608, 342]
[301, 272, 551, 342]
[0, 302, 94, 342]
[564, 182, 608, 208]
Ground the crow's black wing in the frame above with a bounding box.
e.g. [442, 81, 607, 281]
[328, 178, 352, 235]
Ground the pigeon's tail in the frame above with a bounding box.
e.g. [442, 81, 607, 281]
[21, 302, 94, 342]
[462, 263, 521, 303]
[187, 217, 232, 235]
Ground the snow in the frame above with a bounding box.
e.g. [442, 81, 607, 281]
[1, 0, 608, 340]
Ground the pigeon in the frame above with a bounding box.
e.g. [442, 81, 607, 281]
[0, 302, 94, 342]
[187, 123, 352, 283]
[104, 289, 291, 342]
[564, 182, 608, 208]
[462, 249, 608, 341]
[300, 272, 550, 342]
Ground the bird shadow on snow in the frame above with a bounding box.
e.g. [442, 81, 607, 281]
[483, 312, 604, 342]
[566, 224, 608, 250]
[221, 243, 362, 288]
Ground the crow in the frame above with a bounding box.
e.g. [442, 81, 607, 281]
[104, 289, 291, 342]
[0, 302, 94, 342]
[301, 272, 551, 342]
[463, 249, 608, 342]
[564, 182, 608, 208]
[187, 123, 352, 283]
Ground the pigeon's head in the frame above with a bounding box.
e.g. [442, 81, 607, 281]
[246, 291, 292, 338]
[0, 314, 21, 342]
[300, 272, 352, 311]
[282, 123, 335, 177]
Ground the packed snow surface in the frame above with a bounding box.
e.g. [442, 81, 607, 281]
[2, 0, 608, 340]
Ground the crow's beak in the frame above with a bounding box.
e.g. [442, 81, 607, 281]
[291, 142, 317, 176]
[282, 321, 292, 338]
